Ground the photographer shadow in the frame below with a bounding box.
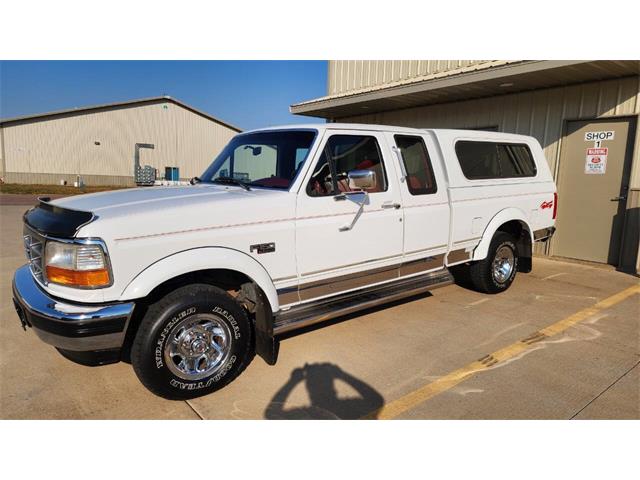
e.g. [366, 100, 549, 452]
[264, 363, 383, 420]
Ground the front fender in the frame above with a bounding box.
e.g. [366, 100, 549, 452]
[119, 247, 280, 312]
[472, 208, 533, 261]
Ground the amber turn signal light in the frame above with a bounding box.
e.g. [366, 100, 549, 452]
[46, 266, 111, 287]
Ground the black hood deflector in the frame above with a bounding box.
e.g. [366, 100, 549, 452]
[23, 197, 95, 238]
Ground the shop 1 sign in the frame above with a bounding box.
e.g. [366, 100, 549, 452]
[584, 130, 615, 148]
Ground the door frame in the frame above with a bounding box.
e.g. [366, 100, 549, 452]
[292, 129, 406, 302]
[549, 114, 638, 268]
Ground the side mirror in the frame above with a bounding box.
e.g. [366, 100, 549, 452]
[347, 169, 376, 190]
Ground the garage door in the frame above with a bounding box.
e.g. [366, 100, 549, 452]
[553, 118, 636, 265]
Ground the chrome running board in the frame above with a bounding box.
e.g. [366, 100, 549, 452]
[273, 268, 454, 335]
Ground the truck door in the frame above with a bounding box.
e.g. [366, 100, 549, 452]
[389, 133, 450, 273]
[295, 130, 404, 302]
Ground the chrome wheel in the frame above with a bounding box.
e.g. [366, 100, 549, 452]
[492, 245, 515, 284]
[163, 313, 232, 381]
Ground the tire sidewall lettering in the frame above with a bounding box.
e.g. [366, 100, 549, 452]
[168, 354, 237, 391]
[211, 306, 241, 340]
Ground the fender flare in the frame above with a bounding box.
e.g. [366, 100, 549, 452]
[472, 208, 534, 261]
[119, 247, 280, 312]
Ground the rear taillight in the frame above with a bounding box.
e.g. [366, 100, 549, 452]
[552, 192, 558, 220]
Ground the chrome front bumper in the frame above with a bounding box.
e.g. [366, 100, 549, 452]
[12, 265, 135, 354]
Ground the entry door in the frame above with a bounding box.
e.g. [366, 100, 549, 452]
[295, 131, 404, 301]
[553, 118, 635, 264]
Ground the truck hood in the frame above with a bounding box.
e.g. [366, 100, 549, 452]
[52, 184, 246, 214]
[49, 184, 295, 240]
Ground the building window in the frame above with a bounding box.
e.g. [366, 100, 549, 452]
[307, 135, 387, 197]
[394, 135, 437, 195]
[455, 141, 537, 180]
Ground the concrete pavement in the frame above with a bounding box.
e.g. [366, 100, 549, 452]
[1, 201, 638, 419]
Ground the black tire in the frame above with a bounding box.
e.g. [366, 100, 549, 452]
[131, 283, 254, 400]
[468, 232, 519, 294]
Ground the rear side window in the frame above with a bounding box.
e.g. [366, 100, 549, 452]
[394, 135, 437, 195]
[455, 141, 537, 180]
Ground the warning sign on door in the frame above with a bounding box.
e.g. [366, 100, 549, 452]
[585, 147, 608, 174]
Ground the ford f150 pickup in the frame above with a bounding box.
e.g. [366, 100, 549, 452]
[12, 124, 557, 399]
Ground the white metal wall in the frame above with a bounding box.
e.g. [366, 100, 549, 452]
[1, 101, 239, 185]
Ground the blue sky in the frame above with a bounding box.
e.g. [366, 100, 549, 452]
[0, 61, 328, 130]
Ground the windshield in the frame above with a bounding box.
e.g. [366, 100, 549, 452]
[200, 130, 317, 190]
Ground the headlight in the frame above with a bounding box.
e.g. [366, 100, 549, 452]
[44, 240, 111, 288]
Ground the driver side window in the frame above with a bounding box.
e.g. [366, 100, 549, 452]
[306, 135, 387, 197]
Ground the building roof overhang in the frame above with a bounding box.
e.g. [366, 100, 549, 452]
[290, 60, 640, 119]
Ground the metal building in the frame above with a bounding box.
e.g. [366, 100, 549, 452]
[0, 96, 241, 186]
[291, 60, 640, 273]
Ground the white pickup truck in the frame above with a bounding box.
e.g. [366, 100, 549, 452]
[13, 124, 557, 399]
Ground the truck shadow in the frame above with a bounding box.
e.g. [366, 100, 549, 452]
[264, 363, 384, 420]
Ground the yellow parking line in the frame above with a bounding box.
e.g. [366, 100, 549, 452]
[363, 284, 640, 420]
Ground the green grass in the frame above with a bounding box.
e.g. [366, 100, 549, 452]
[0, 183, 130, 195]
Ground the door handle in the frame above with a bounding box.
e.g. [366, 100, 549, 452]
[610, 196, 627, 202]
[382, 202, 401, 210]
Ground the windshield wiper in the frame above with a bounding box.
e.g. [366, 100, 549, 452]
[211, 176, 251, 191]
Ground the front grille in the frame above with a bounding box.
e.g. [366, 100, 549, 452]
[23, 226, 46, 284]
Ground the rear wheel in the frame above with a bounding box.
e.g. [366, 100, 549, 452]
[468, 232, 518, 294]
[131, 284, 254, 400]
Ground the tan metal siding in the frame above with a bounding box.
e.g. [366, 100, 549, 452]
[2, 102, 237, 184]
[328, 60, 491, 95]
[338, 77, 639, 183]
[336, 76, 640, 257]
[173, 104, 238, 179]
[0, 126, 5, 178]
[3, 171, 134, 186]
[624, 188, 640, 273]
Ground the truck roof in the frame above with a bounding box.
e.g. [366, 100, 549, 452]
[244, 123, 535, 142]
